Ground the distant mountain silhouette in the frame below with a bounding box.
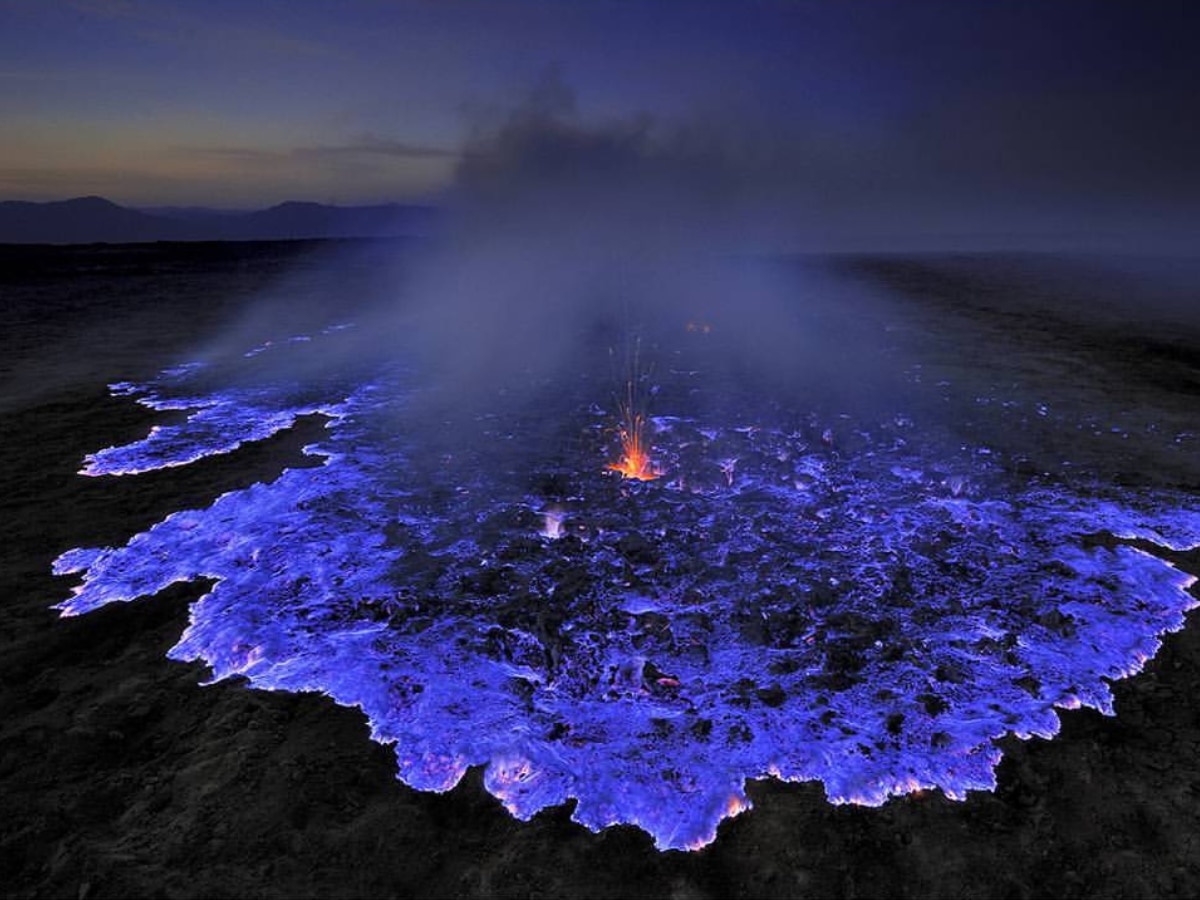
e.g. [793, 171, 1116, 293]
[224, 201, 429, 241]
[0, 196, 435, 244]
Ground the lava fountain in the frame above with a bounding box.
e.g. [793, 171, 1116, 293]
[607, 339, 660, 481]
[608, 383, 659, 481]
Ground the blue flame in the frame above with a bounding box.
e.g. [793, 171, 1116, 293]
[53, 332, 1200, 850]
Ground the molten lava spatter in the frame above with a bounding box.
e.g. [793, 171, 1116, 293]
[609, 408, 659, 481]
[608, 371, 660, 481]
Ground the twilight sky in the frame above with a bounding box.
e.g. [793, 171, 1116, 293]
[1, 0, 1195, 245]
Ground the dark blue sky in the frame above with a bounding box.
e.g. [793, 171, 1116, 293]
[1, 0, 1195, 243]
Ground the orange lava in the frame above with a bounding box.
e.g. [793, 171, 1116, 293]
[607, 341, 660, 481]
[608, 407, 659, 481]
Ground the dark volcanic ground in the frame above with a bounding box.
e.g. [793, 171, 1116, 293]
[2, 242, 1199, 899]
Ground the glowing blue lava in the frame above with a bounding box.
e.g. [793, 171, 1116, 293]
[54, 333, 1200, 850]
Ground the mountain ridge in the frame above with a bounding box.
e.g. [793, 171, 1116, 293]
[0, 196, 435, 244]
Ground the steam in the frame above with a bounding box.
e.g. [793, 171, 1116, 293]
[168, 70, 916, 446]
[366, 70, 911, 431]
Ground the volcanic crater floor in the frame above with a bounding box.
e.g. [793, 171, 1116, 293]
[3, 244, 1200, 899]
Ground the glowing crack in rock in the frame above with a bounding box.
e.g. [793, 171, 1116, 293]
[53, 336, 1200, 851]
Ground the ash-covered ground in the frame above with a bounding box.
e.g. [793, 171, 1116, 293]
[2, 241, 1199, 898]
